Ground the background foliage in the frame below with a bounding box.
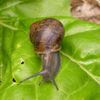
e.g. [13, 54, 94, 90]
[0, 0, 100, 100]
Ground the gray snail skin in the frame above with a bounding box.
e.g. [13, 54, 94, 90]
[20, 18, 65, 90]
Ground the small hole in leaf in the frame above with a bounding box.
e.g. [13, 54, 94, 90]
[12, 78, 16, 82]
[21, 61, 24, 64]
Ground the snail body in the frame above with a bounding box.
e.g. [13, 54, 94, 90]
[20, 18, 64, 90]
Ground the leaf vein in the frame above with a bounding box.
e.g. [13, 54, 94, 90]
[60, 51, 100, 86]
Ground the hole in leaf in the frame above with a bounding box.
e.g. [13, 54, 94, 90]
[21, 61, 24, 64]
[12, 78, 16, 82]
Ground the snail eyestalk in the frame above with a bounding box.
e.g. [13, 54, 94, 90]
[19, 71, 45, 83]
[49, 74, 59, 90]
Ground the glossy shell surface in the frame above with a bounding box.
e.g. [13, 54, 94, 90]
[30, 18, 64, 53]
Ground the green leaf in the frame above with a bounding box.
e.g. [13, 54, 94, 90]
[0, 0, 100, 100]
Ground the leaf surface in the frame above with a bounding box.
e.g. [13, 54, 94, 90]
[0, 0, 100, 100]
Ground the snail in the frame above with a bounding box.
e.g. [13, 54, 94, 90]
[20, 18, 65, 90]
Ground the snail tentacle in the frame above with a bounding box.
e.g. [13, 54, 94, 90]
[49, 74, 59, 90]
[19, 71, 46, 83]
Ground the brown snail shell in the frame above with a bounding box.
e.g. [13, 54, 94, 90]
[30, 18, 64, 53]
[20, 18, 65, 90]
